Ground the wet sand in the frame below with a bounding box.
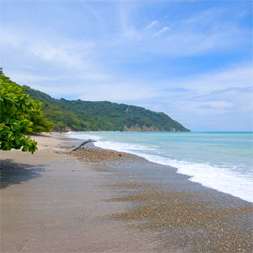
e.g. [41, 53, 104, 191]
[1, 134, 253, 252]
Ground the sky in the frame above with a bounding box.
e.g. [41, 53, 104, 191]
[0, 0, 252, 131]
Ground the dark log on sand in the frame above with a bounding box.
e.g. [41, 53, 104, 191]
[72, 139, 96, 151]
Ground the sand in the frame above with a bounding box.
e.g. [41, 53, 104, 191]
[0, 134, 253, 253]
[0, 135, 156, 253]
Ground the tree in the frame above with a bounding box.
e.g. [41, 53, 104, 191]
[0, 73, 52, 153]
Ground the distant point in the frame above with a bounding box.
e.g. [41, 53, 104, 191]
[0, 67, 3, 74]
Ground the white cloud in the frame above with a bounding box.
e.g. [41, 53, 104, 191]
[197, 100, 233, 111]
[116, 5, 250, 57]
[18, 78, 158, 102]
[79, 82, 158, 102]
[0, 26, 96, 70]
[145, 20, 159, 30]
[142, 63, 253, 129]
[178, 63, 253, 92]
[153, 26, 170, 37]
[7, 72, 59, 84]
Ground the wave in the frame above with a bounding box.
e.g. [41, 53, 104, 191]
[68, 132, 253, 203]
[135, 154, 253, 203]
[67, 131, 102, 141]
[96, 140, 157, 152]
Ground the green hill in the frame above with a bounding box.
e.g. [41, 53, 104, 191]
[24, 86, 189, 132]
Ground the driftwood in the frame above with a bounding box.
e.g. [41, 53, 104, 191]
[72, 139, 96, 151]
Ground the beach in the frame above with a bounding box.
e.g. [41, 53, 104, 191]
[1, 134, 253, 253]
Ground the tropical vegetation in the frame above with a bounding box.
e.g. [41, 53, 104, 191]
[25, 86, 189, 132]
[0, 73, 52, 153]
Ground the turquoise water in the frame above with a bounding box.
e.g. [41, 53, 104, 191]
[68, 131, 253, 202]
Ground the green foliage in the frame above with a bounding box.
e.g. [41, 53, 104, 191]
[25, 87, 190, 132]
[0, 74, 52, 153]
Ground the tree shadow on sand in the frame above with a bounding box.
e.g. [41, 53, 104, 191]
[0, 159, 45, 189]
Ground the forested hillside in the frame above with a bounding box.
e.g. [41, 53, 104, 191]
[25, 86, 189, 132]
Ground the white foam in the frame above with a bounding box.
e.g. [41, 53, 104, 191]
[134, 154, 253, 203]
[67, 132, 253, 203]
[95, 140, 156, 152]
[67, 131, 102, 141]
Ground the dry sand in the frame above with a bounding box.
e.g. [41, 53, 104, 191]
[1, 134, 253, 253]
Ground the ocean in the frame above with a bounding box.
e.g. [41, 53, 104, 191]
[67, 131, 253, 203]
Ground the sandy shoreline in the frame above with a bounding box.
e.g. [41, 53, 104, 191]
[1, 134, 253, 252]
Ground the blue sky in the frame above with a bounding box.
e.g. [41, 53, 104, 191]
[1, 0, 252, 131]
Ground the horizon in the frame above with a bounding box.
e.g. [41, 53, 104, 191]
[1, 0, 253, 131]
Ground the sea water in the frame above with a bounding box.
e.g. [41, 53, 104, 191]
[67, 131, 253, 203]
